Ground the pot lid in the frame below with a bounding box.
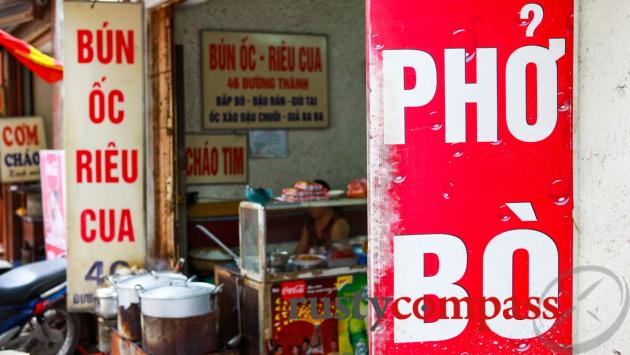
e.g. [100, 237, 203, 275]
[155, 271, 188, 279]
[108, 273, 138, 285]
[95, 286, 117, 298]
[139, 284, 212, 301]
[116, 272, 186, 290]
[188, 282, 217, 293]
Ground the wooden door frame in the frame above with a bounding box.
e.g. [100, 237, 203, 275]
[148, 5, 186, 267]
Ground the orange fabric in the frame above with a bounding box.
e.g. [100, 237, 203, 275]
[0, 29, 63, 83]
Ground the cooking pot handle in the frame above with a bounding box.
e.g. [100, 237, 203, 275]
[173, 257, 185, 272]
[168, 275, 197, 286]
[213, 283, 224, 295]
[186, 275, 198, 284]
[134, 284, 144, 297]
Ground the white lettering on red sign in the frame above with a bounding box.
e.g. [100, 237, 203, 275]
[383, 39, 565, 144]
[368, 0, 574, 352]
[281, 281, 307, 300]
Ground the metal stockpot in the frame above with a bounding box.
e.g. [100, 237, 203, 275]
[115, 271, 186, 341]
[97, 317, 117, 353]
[138, 282, 222, 355]
[94, 286, 118, 319]
[267, 250, 290, 269]
[96, 273, 136, 320]
[188, 281, 223, 312]
[107, 273, 136, 285]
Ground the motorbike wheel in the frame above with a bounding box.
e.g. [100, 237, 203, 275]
[9, 303, 81, 355]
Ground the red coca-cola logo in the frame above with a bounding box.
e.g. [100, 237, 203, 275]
[280, 281, 306, 300]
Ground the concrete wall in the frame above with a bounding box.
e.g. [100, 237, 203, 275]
[174, 0, 366, 201]
[576, 0, 630, 352]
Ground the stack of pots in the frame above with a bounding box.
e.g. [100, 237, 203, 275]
[115, 271, 187, 341]
[137, 281, 222, 355]
[94, 286, 118, 352]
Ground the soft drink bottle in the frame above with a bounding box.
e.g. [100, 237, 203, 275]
[348, 318, 368, 355]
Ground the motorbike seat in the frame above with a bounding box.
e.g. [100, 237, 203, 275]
[0, 258, 66, 305]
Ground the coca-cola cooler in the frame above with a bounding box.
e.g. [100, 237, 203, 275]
[214, 199, 368, 354]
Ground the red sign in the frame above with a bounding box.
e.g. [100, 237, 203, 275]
[280, 280, 307, 300]
[367, 1, 573, 353]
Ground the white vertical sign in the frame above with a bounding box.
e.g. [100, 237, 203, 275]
[64, 2, 145, 311]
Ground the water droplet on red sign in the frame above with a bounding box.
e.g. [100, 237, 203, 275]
[516, 11, 532, 27]
[498, 204, 512, 222]
[450, 143, 464, 158]
[449, 29, 477, 63]
[516, 343, 531, 352]
[372, 35, 385, 51]
[429, 111, 442, 131]
[443, 182, 455, 200]
[549, 179, 570, 206]
[393, 176, 406, 184]
[558, 92, 571, 113]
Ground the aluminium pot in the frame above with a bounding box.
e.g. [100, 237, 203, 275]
[187, 281, 222, 312]
[267, 250, 290, 269]
[115, 271, 186, 341]
[107, 273, 137, 285]
[138, 283, 221, 355]
[97, 317, 117, 353]
[94, 286, 118, 319]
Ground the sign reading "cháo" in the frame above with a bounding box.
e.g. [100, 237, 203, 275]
[185, 135, 247, 184]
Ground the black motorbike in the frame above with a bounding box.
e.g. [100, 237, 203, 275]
[0, 258, 80, 354]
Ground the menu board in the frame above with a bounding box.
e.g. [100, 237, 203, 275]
[202, 31, 328, 130]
